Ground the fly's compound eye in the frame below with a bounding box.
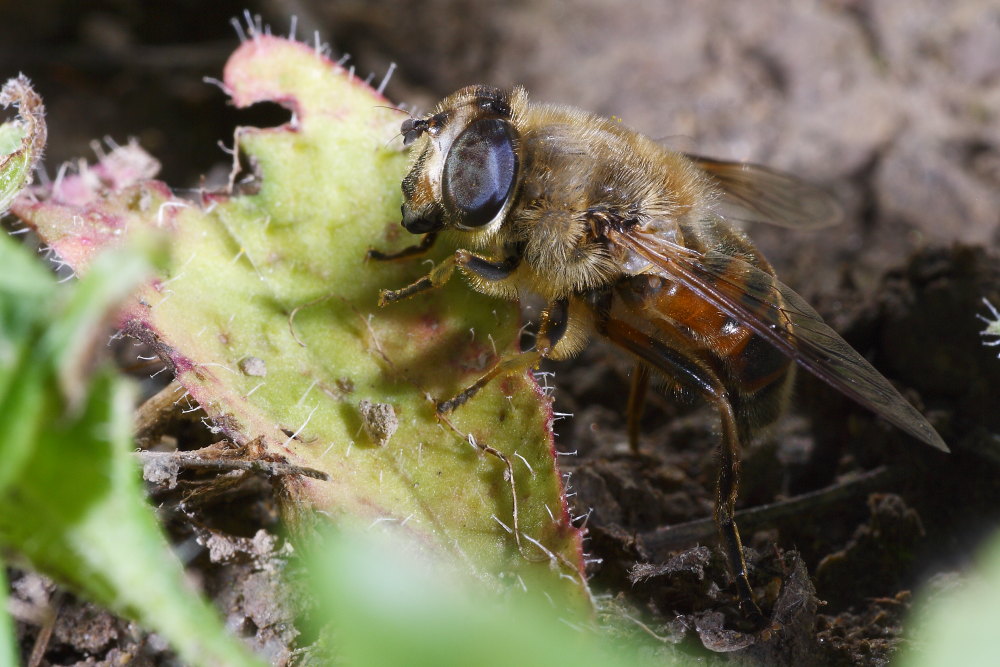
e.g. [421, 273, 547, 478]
[442, 118, 517, 228]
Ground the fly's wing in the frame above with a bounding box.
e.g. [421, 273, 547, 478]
[685, 155, 843, 230]
[608, 226, 948, 452]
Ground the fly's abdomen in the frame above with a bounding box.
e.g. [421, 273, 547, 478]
[619, 273, 795, 433]
[724, 324, 795, 434]
[725, 323, 793, 394]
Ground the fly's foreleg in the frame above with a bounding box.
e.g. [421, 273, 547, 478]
[376, 246, 521, 306]
[377, 253, 457, 306]
[367, 231, 439, 262]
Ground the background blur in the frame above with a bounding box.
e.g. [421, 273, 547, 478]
[2, 0, 998, 299]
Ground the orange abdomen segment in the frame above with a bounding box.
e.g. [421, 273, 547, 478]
[633, 275, 793, 395]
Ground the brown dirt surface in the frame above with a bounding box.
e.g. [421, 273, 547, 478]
[3, 1, 999, 665]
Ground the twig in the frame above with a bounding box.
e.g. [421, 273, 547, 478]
[640, 466, 894, 559]
[135, 449, 329, 480]
[621, 611, 673, 643]
[27, 592, 62, 667]
[134, 380, 201, 446]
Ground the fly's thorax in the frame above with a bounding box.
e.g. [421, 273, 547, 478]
[506, 114, 699, 297]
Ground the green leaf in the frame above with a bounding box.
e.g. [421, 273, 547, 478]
[12, 34, 588, 609]
[0, 234, 262, 667]
[0, 122, 24, 154]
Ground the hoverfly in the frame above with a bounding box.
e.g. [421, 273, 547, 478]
[369, 85, 948, 625]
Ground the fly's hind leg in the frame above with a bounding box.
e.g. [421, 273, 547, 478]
[437, 297, 568, 414]
[375, 242, 561, 413]
[713, 393, 765, 627]
[596, 310, 767, 627]
[626, 363, 650, 452]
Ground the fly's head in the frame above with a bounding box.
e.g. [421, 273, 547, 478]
[399, 86, 527, 243]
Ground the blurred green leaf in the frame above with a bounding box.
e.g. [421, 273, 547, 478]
[308, 527, 660, 667]
[0, 236, 55, 494]
[0, 233, 262, 666]
[0, 567, 13, 667]
[899, 533, 1000, 667]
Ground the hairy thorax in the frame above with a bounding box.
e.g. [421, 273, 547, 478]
[502, 113, 708, 300]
